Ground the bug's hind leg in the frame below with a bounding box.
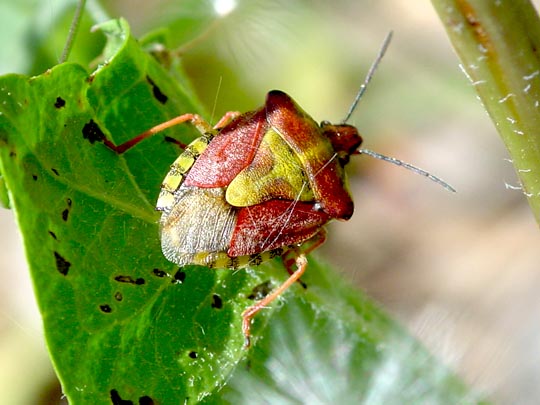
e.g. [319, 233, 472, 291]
[241, 252, 307, 348]
[240, 229, 326, 348]
[282, 228, 327, 289]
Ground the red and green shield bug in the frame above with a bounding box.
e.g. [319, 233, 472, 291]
[101, 32, 454, 347]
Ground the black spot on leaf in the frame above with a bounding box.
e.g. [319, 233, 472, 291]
[48, 230, 57, 240]
[54, 97, 66, 109]
[114, 292, 123, 301]
[100, 304, 112, 313]
[110, 389, 133, 405]
[82, 119, 105, 144]
[51, 168, 60, 176]
[62, 198, 72, 222]
[146, 76, 168, 104]
[54, 251, 71, 276]
[152, 268, 166, 278]
[211, 294, 223, 309]
[32, 174, 38, 181]
[114, 275, 145, 285]
[188, 351, 197, 359]
[139, 396, 154, 405]
[172, 269, 186, 284]
[247, 280, 273, 300]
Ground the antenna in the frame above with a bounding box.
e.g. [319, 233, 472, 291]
[339, 31, 454, 192]
[359, 148, 456, 192]
[342, 31, 393, 123]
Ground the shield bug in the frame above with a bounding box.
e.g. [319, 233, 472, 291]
[100, 32, 454, 347]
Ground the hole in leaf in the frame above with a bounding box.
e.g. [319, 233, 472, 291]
[114, 275, 145, 285]
[172, 269, 186, 284]
[54, 97, 66, 109]
[110, 389, 133, 405]
[139, 395, 154, 405]
[146, 76, 168, 104]
[211, 294, 223, 309]
[82, 119, 105, 144]
[152, 268, 167, 278]
[247, 280, 273, 300]
[54, 251, 71, 276]
[62, 198, 72, 222]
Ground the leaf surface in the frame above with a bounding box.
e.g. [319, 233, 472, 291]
[0, 18, 483, 404]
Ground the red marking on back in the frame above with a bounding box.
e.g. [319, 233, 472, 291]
[184, 110, 267, 188]
[228, 200, 331, 256]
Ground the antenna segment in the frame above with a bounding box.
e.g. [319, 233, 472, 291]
[342, 31, 394, 123]
[359, 148, 456, 192]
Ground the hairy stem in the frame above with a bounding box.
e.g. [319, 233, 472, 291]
[432, 0, 540, 224]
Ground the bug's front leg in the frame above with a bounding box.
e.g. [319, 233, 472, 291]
[102, 111, 242, 154]
[213, 111, 241, 130]
[101, 114, 214, 154]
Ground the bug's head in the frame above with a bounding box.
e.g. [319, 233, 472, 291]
[320, 121, 363, 164]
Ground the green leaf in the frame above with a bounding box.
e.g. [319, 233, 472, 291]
[0, 17, 247, 403]
[0, 17, 483, 404]
[218, 259, 484, 404]
[431, 0, 540, 223]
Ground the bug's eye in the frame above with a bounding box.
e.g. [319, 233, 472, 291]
[320, 120, 332, 127]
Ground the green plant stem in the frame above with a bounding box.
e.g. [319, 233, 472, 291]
[60, 0, 87, 63]
[432, 0, 540, 224]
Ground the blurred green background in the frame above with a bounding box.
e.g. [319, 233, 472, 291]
[1, 0, 539, 403]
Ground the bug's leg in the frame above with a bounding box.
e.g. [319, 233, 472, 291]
[283, 229, 327, 289]
[241, 230, 326, 348]
[103, 114, 214, 154]
[213, 111, 241, 130]
[241, 251, 307, 348]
